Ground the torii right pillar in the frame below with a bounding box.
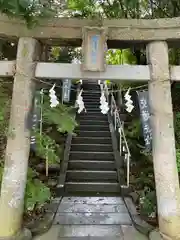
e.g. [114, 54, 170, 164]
[147, 41, 180, 239]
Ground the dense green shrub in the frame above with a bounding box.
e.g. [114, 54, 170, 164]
[24, 168, 51, 211]
[139, 187, 156, 218]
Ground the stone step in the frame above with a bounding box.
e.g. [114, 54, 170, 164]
[54, 212, 131, 225]
[83, 96, 101, 101]
[65, 182, 120, 193]
[83, 92, 101, 95]
[65, 179, 118, 183]
[83, 85, 100, 90]
[79, 119, 108, 126]
[83, 97, 101, 101]
[66, 170, 117, 181]
[79, 114, 107, 120]
[83, 87, 100, 91]
[71, 137, 112, 145]
[77, 131, 111, 137]
[59, 237, 122, 240]
[85, 108, 102, 112]
[82, 86, 100, 90]
[71, 144, 112, 152]
[76, 125, 109, 131]
[83, 91, 101, 95]
[68, 160, 116, 170]
[85, 107, 101, 111]
[58, 225, 123, 237]
[80, 111, 106, 116]
[82, 94, 101, 98]
[69, 151, 114, 160]
[83, 102, 102, 106]
[83, 96, 101, 100]
[61, 196, 125, 204]
[58, 202, 128, 213]
[84, 104, 101, 108]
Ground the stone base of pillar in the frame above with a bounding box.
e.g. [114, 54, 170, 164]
[160, 233, 174, 240]
[0, 228, 32, 240]
[149, 229, 178, 240]
[149, 229, 161, 239]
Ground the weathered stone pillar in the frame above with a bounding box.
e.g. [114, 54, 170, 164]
[146, 41, 180, 239]
[0, 37, 40, 238]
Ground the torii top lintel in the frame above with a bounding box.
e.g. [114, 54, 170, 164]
[0, 14, 180, 48]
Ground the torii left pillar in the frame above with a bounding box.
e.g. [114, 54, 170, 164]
[0, 37, 40, 239]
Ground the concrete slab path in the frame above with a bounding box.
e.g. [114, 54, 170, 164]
[33, 196, 148, 240]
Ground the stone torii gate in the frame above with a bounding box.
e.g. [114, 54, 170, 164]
[0, 14, 180, 240]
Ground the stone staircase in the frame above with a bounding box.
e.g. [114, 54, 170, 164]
[33, 196, 149, 240]
[64, 82, 121, 194]
[33, 82, 150, 240]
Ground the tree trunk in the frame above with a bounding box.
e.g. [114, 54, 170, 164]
[146, 41, 180, 239]
[0, 37, 41, 237]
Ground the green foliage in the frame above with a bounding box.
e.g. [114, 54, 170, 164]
[126, 110, 180, 220]
[139, 187, 156, 217]
[174, 112, 180, 173]
[42, 95, 77, 134]
[50, 47, 82, 64]
[67, 0, 101, 18]
[176, 149, 180, 173]
[107, 49, 137, 65]
[27, 94, 77, 211]
[174, 112, 180, 147]
[32, 93, 77, 164]
[106, 49, 145, 90]
[33, 131, 61, 164]
[125, 119, 141, 140]
[0, 84, 11, 136]
[1, 0, 180, 30]
[0, 83, 11, 162]
[0, 163, 4, 182]
[25, 168, 51, 211]
[0, 0, 56, 27]
[132, 167, 154, 189]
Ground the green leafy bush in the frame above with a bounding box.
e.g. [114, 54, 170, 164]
[174, 112, 180, 148]
[25, 168, 51, 211]
[176, 149, 180, 172]
[32, 95, 77, 164]
[125, 118, 141, 140]
[0, 83, 11, 158]
[0, 0, 55, 27]
[139, 187, 156, 217]
[42, 96, 77, 134]
[34, 131, 61, 164]
[174, 112, 180, 172]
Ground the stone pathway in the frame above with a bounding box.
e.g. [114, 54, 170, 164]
[33, 196, 149, 240]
